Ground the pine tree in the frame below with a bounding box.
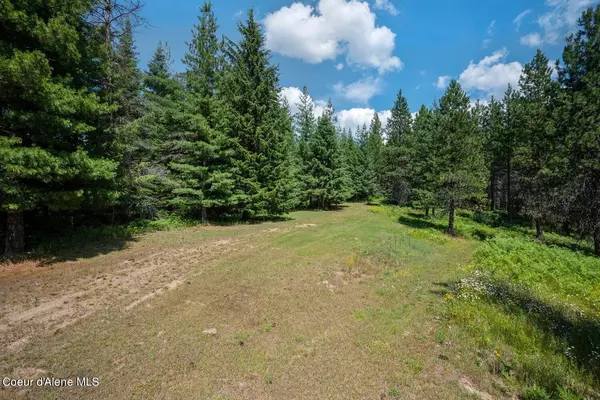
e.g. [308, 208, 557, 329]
[111, 18, 145, 219]
[381, 90, 413, 204]
[559, 5, 600, 255]
[308, 105, 344, 208]
[173, 1, 236, 221]
[366, 113, 384, 198]
[0, 0, 118, 256]
[432, 80, 486, 236]
[515, 50, 561, 241]
[354, 123, 373, 200]
[482, 97, 505, 211]
[409, 104, 437, 215]
[294, 86, 317, 207]
[222, 8, 297, 216]
[501, 84, 522, 218]
[137, 43, 182, 215]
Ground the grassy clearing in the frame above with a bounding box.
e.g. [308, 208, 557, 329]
[1, 203, 598, 399]
[376, 205, 600, 399]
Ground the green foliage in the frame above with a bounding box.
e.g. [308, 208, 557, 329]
[523, 386, 551, 400]
[306, 105, 345, 208]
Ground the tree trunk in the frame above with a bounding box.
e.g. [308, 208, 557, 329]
[507, 158, 514, 219]
[594, 227, 600, 257]
[201, 206, 207, 224]
[425, 207, 429, 217]
[535, 219, 545, 242]
[432, 207, 436, 217]
[490, 168, 497, 211]
[2, 211, 25, 258]
[448, 201, 456, 237]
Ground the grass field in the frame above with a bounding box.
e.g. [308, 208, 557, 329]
[0, 203, 598, 399]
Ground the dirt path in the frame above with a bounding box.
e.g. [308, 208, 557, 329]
[0, 204, 492, 399]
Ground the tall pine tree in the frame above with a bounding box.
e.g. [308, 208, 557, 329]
[1, 0, 117, 255]
[432, 80, 486, 236]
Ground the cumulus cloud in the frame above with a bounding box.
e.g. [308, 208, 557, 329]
[513, 9, 532, 31]
[264, 0, 403, 73]
[436, 75, 451, 89]
[280, 87, 326, 118]
[334, 76, 382, 104]
[280, 87, 390, 133]
[373, 0, 399, 15]
[458, 48, 523, 99]
[335, 63, 344, 71]
[520, 0, 599, 46]
[520, 32, 543, 47]
[337, 108, 390, 131]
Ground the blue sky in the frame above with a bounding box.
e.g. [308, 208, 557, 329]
[136, 0, 599, 130]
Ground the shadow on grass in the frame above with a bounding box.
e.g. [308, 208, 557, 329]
[398, 214, 445, 233]
[2, 231, 136, 267]
[2, 213, 298, 266]
[443, 278, 600, 380]
[544, 237, 597, 258]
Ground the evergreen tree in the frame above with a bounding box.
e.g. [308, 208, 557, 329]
[222, 8, 297, 216]
[515, 50, 561, 241]
[111, 18, 145, 219]
[137, 43, 182, 215]
[0, 0, 118, 256]
[294, 86, 317, 207]
[308, 107, 344, 208]
[501, 84, 522, 218]
[559, 5, 600, 255]
[432, 80, 486, 236]
[366, 113, 384, 197]
[409, 104, 437, 215]
[482, 97, 505, 211]
[174, 1, 236, 221]
[381, 90, 413, 204]
[354, 123, 373, 200]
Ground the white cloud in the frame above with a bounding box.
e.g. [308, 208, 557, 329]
[335, 63, 344, 71]
[487, 20, 496, 36]
[520, 32, 543, 47]
[457, 48, 523, 99]
[482, 20, 496, 48]
[264, 0, 403, 73]
[513, 9, 532, 31]
[548, 59, 559, 79]
[334, 76, 382, 104]
[337, 108, 390, 131]
[234, 10, 244, 18]
[373, 0, 399, 16]
[280, 87, 326, 118]
[436, 75, 451, 89]
[521, 0, 599, 47]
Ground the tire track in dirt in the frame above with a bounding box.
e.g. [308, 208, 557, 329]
[0, 237, 239, 356]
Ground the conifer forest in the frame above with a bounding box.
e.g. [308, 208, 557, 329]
[1, 1, 600, 399]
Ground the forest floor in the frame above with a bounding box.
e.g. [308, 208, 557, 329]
[0, 203, 596, 399]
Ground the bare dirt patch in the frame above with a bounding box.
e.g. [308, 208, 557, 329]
[0, 235, 241, 356]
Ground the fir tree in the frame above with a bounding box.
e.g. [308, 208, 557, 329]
[294, 86, 317, 207]
[432, 80, 486, 236]
[308, 107, 344, 208]
[559, 5, 600, 255]
[515, 50, 561, 241]
[0, 0, 118, 256]
[222, 8, 297, 216]
[366, 113, 384, 197]
[381, 90, 413, 204]
[409, 104, 437, 215]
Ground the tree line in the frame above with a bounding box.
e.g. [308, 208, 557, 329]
[1, 1, 599, 257]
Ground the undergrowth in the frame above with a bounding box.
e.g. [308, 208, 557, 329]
[375, 204, 600, 399]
